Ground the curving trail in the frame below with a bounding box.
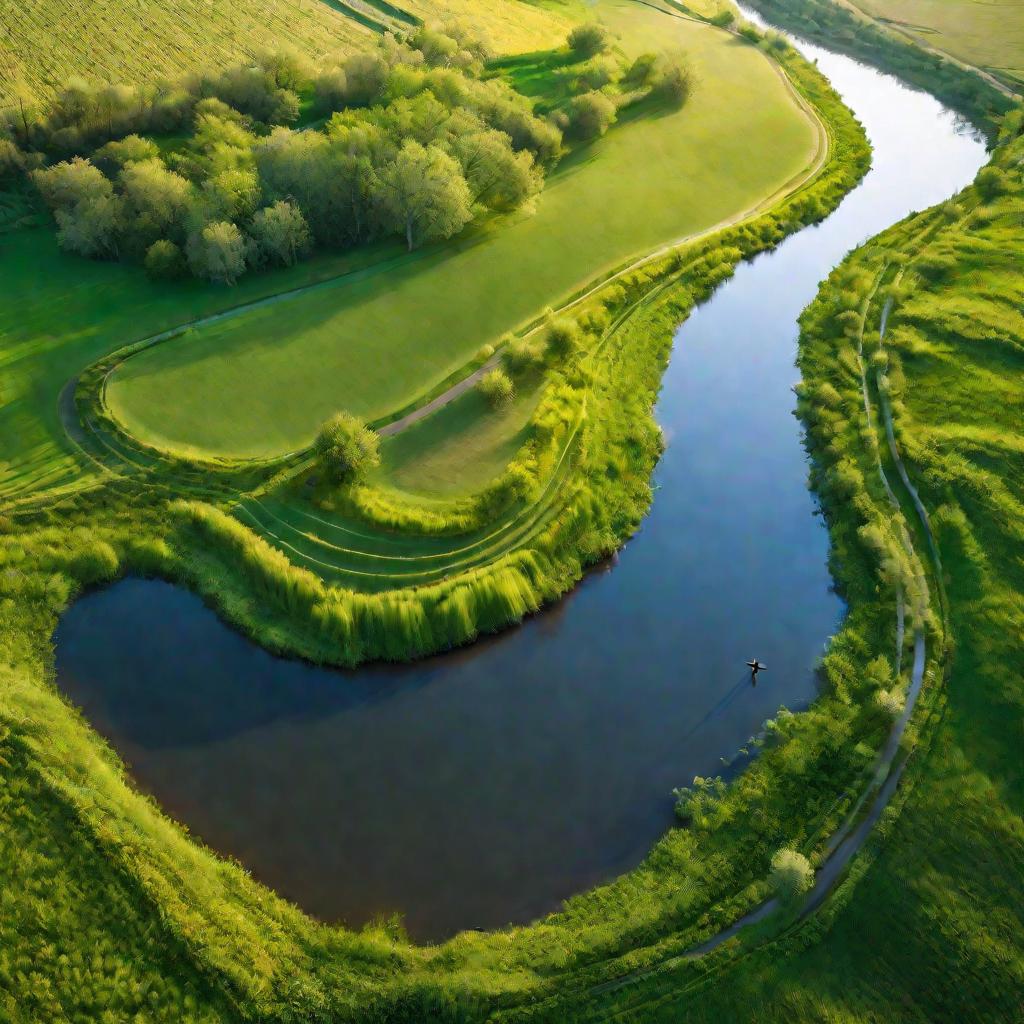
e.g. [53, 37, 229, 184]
[584, 246, 944, 1002]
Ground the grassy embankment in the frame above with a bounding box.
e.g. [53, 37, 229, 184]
[536, 3, 1024, 1016]
[565, 110, 1024, 1024]
[849, 0, 1024, 93]
[0, 0, 567, 103]
[743, 0, 1017, 130]
[0, 10, 900, 1022]
[1, 59, 898, 1021]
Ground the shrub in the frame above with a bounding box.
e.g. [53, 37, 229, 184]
[504, 335, 544, 375]
[70, 540, 120, 585]
[568, 90, 617, 140]
[144, 239, 186, 280]
[975, 165, 1008, 199]
[545, 316, 580, 359]
[478, 368, 515, 409]
[567, 23, 610, 58]
[623, 53, 659, 90]
[576, 56, 621, 92]
[769, 848, 814, 904]
[314, 412, 381, 482]
[657, 57, 694, 107]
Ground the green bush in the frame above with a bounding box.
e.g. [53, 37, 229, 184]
[144, 239, 186, 280]
[314, 412, 381, 482]
[478, 368, 515, 409]
[568, 90, 617, 139]
[69, 539, 120, 585]
[769, 847, 814, 903]
[504, 336, 545, 374]
[567, 22, 610, 58]
[545, 316, 581, 359]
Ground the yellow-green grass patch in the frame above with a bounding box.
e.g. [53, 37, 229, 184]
[375, 371, 544, 496]
[849, 0, 1024, 90]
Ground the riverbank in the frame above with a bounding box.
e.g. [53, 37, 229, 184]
[0, 4, 1013, 1023]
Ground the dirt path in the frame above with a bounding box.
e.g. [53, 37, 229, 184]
[582, 251, 944, 1006]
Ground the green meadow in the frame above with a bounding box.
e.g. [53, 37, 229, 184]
[0, 0, 568, 103]
[376, 372, 544, 495]
[105, 0, 819, 458]
[2, 0, 1021, 1015]
[852, 0, 1024, 91]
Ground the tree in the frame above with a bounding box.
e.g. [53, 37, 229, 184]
[314, 412, 381, 481]
[546, 316, 580, 359]
[452, 129, 540, 210]
[209, 66, 299, 125]
[144, 239, 186, 280]
[95, 82, 136, 138]
[478, 368, 515, 409]
[250, 201, 311, 266]
[568, 23, 610, 58]
[202, 168, 261, 221]
[340, 52, 389, 107]
[769, 848, 814, 904]
[256, 48, 314, 92]
[656, 54, 694, 107]
[187, 221, 247, 284]
[975, 165, 1008, 199]
[0, 138, 25, 184]
[93, 134, 160, 175]
[55, 195, 122, 258]
[568, 90, 617, 140]
[119, 157, 194, 245]
[32, 158, 111, 211]
[381, 140, 472, 251]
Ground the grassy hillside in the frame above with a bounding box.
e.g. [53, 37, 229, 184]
[0, 54, 875, 1011]
[0, 0, 571, 105]
[579, 124, 1024, 1024]
[850, 0, 1024, 92]
[105, 0, 821, 458]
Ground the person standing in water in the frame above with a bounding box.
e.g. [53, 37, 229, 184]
[746, 659, 767, 685]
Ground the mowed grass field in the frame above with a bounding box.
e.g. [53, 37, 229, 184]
[849, 0, 1024, 90]
[106, 0, 821, 459]
[0, 0, 569, 104]
[375, 372, 544, 495]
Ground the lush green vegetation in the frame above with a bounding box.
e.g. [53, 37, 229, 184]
[19, 28, 568, 279]
[9, 0, 1021, 1018]
[567, 113, 1024, 1024]
[104, 0, 821, 457]
[0, 10, 899, 1018]
[0, 0, 568, 104]
[851, 0, 1024, 92]
[744, 0, 1015, 130]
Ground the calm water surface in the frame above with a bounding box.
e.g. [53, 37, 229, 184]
[54, 28, 987, 941]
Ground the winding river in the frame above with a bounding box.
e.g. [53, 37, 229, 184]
[54, 22, 986, 942]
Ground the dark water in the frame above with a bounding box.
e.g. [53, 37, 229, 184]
[53, 30, 987, 942]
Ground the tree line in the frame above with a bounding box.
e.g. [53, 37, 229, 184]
[2, 22, 692, 284]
